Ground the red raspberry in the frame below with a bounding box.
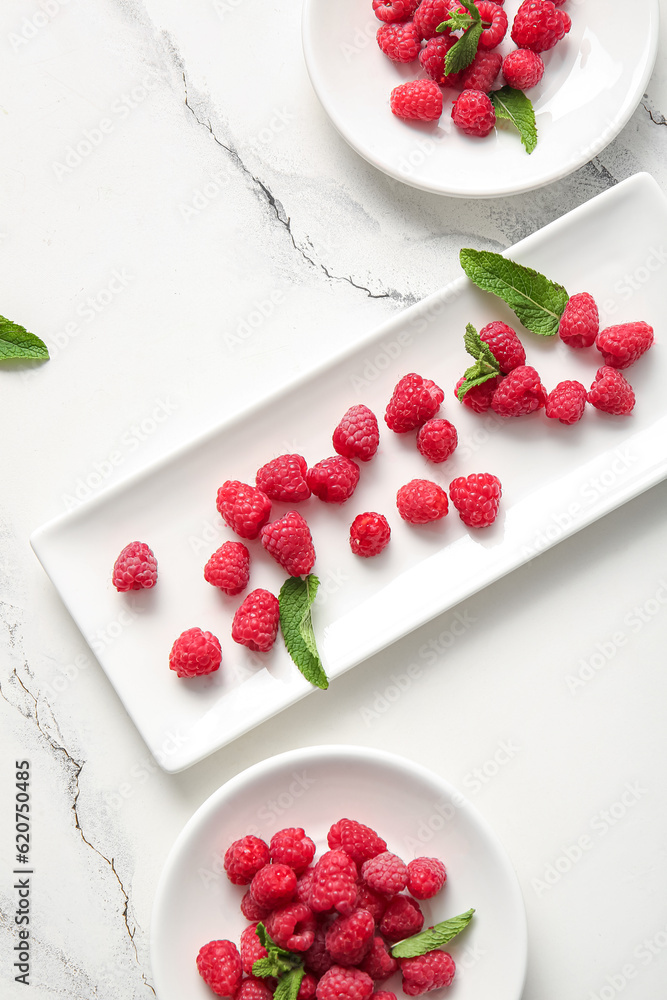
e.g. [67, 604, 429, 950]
[371, 993, 398, 1000]
[235, 978, 274, 1000]
[204, 541, 250, 595]
[309, 849, 359, 915]
[256, 454, 310, 503]
[449, 473, 502, 528]
[359, 936, 398, 980]
[240, 891, 271, 921]
[250, 863, 297, 910]
[296, 867, 316, 906]
[479, 321, 526, 373]
[413, 0, 456, 39]
[595, 321, 654, 370]
[491, 365, 547, 416]
[406, 857, 447, 899]
[502, 48, 545, 89]
[558, 292, 599, 349]
[266, 902, 316, 952]
[400, 951, 456, 995]
[587, 367, 635, 415]
[419, 35, 461, 88]
[307, 456, 360, 504]
[260, 511, 316, 576]
[316, 966, 374, 1000]
[327, 819, 387, 865]
[169, 627, 221, 678]
[385, 374, 444, 433]
[232, 589, 280, 653]
[355, 883, 389, 923]
[416, 418, 458, 463]
[298, 973, 319, 1000]
[333, 404, 380, 462]
[560, 10, 571, 32]
[325, 908, 376, 966]
[511, 0, 568, 52]
[240, 923, 267, 976]
[373, 0, 420, 22]
[217, 481, 272, 540]
[376, 22, 422, 62]
[270, 828, 317, 874]
[452, 89, 496, 137]
[545, 380, 587, 425]
[459, 51, 502, 93]
[454, 375, 501, 413]
[224, 835, 270, 885]
[349, 513, 391, 558]
[380, 895, 424, 942]
[112, 541, 157, 591]
[476, 1, 508, 49]
[361, 852, 408, 896]
[304, 923, 335, 976]
[396, 479, 449, 524]
[197, 940, 242, 997]
[390, 81, 443, 122]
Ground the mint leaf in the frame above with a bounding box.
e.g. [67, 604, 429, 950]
[274, 967, 305, 1000]
[0, 315, 49, 362]
[459, 248, 569, 337]
[445, 20, 483, 75]
[457, 324, 500, 401]
[279, 575, 329, 690]
[490, 87, 538, 154]
[391, 908, 475, 959]
[253, 925, 303, 978]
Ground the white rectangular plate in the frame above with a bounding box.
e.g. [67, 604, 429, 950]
[31, 173, 667, 772]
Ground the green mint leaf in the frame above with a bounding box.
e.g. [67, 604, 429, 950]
[438, 11, 473, 31]
[0, 315, 49, 362]
[444, 20, 483, 75]
[459, 248, 569, 337]
[391, 908, 475, 958]
[456, 362, 498, 402]
[463, 322, 499, 371]
[490, 87, 538, 154]
[279, 575, 329, 690]
[253, 925, 302, 978]
[274, 967, 305, 1000]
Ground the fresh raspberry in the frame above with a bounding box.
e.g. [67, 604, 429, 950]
[250, 863, 297, 910]
[232, 589, 280, 652]
[298, 973, 319, 1000]
[235, 978, 274, 1000]
[361, 853, 408, 896]
[476, 1, 508, 49]
[296, 867, 316, 906]
[217, 481, 272, 540]
[355, 882, 389, 922]
[266, 902, 316, 952]
[491, 365, 547, 416]
[333, 404, 380, 462]
[587, 367, 635, 415]
[240, 891, 271, 922]
[270, 828, 317, 874]
[559, 10, 571, 32]
[449, 473, 502, 528]
[399, 951, 456, 995]
[376, 22, 422, 62]
[196, 940, 243, 997]
[358, 936, 399, 980]
[396, 479, 449, 524]
[260, 511, 316, 576]
[511, 0, 568, 52]
[309, 849, 359, 915]
[307, 456, 360, 504]
[325, 908, 376, 966]
[502, 48, 545, 89]
[240, 923, 267, 976]
[459, 51, 502, 93]
[112, 541, 157, 592]
[545, 380, 587, 424]
[418, 35, 461, 88]
[416, 419, 458, 463]
[204, 541, 250, 595]
[406, 857, 447, 899]
[372, 0, 420, 22]
[413, 0, 456, 39]
[455, 375, 501, 413]
[380, 895, 424, 943]
[327, 819, 387, 866]
[479, 321, 526, 373]
[349, 513, 391, 558]
[595, 321, 654, 370]
[451, 89, 496, 137]
[558, 292, 599, 349]
[371, 993, 397, 1000]
[169, 627, 221, 678]
[390, 81, 443, 122]
[316, 966, 374, 1000]
[256, 454, 310, 503]
[224, 836, 271, 886]
[304, 923, 335, 976]
[385, 374, 444, 433]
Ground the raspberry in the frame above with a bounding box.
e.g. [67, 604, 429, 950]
[250, 863, 297, 910]
[304, 923, 335, 976]
[235, 978, 274, 1000]
[359, 936, 399, 980]
[399, 951, 456, 995]
[217, 481, 272, 540]
[361, 852, 408, 896]
[266, 902, 316, 952]
[349, 513, 391, 558]
[479, 321, 526, 373]
[333, 404, 380, 462]
[204, 541, 250, 595]
[260, 511, 316, 576]
[380, 895, 424, 943]
[232, 588, 280, 652]
[385, 374, 444, 432]
[196, 940, 243, 997]
[355, 883, 389, 922]
[476, 1, 508, 49]
[418, 35, 461, 88]
[112, 541, 157, 592]
[377, 22, 422, 62]
[502, 48, 545, 89]
[390, 81, 443, 122]
[240, 923, 267, 976]
[413, 0, 456, 39]
[224, 836, 270, 885]
[455, 374, 501, 413]
[459, 51, 502, 93]
[169, 627, 221, 678]
[545, 380, 587, 425]
[256, 454, 310, 503]
[372, 0, 420, 22]
[240, 891, 271, 921]
[325, 908, 376, 966]
[449, 473, 502, 528]
[371, 994, 398, 1000]
[451, 89, 496, 137]
[270, 828, 317, 874]
[558, 292, 599, 349]
[587, 367, 635, 415]
[560, 10, 571, 32]
[595, 321, 654, 370]
[296, 867, 316, 906]
[309, 849, 359, 915]
[327, 819, 387, 865]
[511, 0, 569, 52]
[491, 365, 547, 416]
[316, 966, 374, 1000]
[396, 479, 449, 524]
[298, 973, 319, 1000]
[406, 857, 447, 899]
[307, 456, 360, 503]
[416, 419, 458, 463]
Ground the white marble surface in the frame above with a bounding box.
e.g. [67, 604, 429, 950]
[1, 1, 667, 998]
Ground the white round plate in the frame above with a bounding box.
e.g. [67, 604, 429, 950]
[302, 0, 659, 197]
[151, 745, 527, 1000]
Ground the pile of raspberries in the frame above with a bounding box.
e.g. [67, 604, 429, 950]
[196, 818, 455, 999]
[375, 0, 571, 135]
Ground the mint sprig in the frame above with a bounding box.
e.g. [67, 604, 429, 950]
[0, 315, 49, 362]
[490, 87, 538, 154]
[274, 966, 305, 1000]
[279, 574, 329, 690]
[457, 322, 501, 401]
[437, 1, 484, 76]
[391, 908, 475, 959]
[253, 924, 303, 978]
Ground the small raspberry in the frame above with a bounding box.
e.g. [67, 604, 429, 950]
[204, 541, 250, 595]
[502, 48, 545, 89]
[479, 321, 526, 373]
[359, 936, 399, 980]
[327, 819, 387, 866]
[304, 923, 335, 976]
[333, 404, 380, 462]
[595, 321, 654, 370]
[325, 908, 376, 966]
[406, 857, 447, 899]
[235, 978, 274, 1000]
[260, 511, 316, 576]
[455, 375, 501, 412]
[380, 895, 424, 943]
[309, 850, 359, 916]
[240, 891, 271, 922]
[545, 380, 587, 425]
[224, 836, 270, 886]
[372, 0, 420, 22]
[587, 367, 635, 415]
[361, 852, 409, 896]
[298, 973, 319, 1000]
[216, 481, 272, 540]
[196, 940, 243, 997]
[250, 864, 297, 910]
[256, 454, 310, 503]
[112, 541, 157, 592]
[400, 951, 456, 995]
[232, 588, 280, 652]
[270, 828, 316, 874]
[296, 867, 316, 907]
[390, 81, 443, 122]
[419, 35, 461, 88]
[476, 1, 508, 49]
[449, 473, 502, 528]
[307, 456, 360, 503]
[416, 419, 458, 463]
[558, 292, 599, 349]
[240, 923, 267, 976]
[491, 365, 547, 416]
[316, 966, 374, 1000]
[169, 627, 221, 678]
[266, 902, 316, 952]
[459, 51, 502, 93]
[371, 993, 398, 1000]
[377, 21, 422, 62]
[396, 479, 449, 524]
[355, 884, 389, 923]
[385, 374, 444, 432]
[350, 513, 391, 558]
[451, 89, 496, 137]
[511, 0, 568, 52]
[413, 0, 456, 39]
